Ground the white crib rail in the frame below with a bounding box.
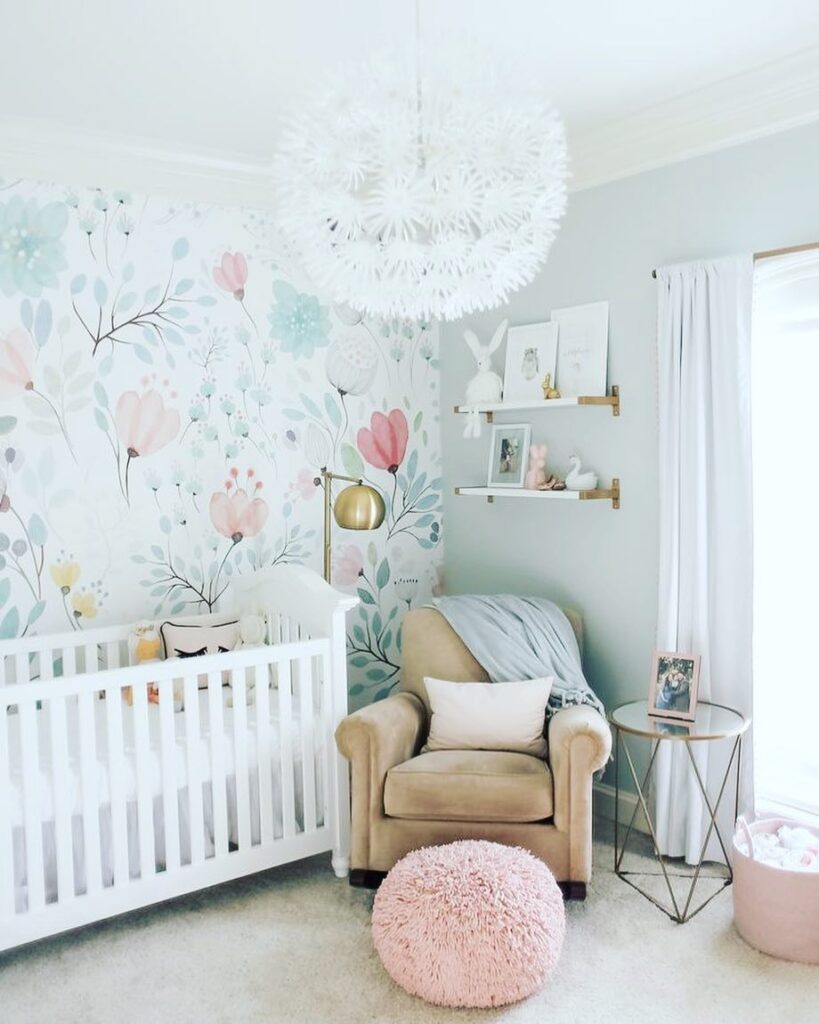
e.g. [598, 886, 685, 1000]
[0, 637, 334, 952]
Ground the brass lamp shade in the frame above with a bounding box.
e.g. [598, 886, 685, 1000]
[333, 483, 386, 531]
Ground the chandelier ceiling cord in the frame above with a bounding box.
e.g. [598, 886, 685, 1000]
[273, 1, 568, 323]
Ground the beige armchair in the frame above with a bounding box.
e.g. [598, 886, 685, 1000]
[335, 606, 611, 899]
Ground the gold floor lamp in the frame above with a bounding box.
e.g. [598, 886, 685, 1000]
[321, 469, 386, 582]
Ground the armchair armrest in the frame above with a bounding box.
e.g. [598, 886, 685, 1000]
[549, 705, 612, 835]
[335, 692, 426, 843]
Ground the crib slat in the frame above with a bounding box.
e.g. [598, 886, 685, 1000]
[297, 656, 317, 833]
[106, 640, 120, 673]
[158, 677, 180, 871]
[0, 708, 14, 917]
[231, 667, 251, 851]
[184, 673, 205, 865]
[19, 701, 45, 911]
[15, 653, 30, 686]
[278, 659, 296, 839]
[320, 651, 332, 828]
[132, 681, 155, 879]
[207, 673, 228, 857]
[255, 665, 274, 845]
[48, 693, 75, 903]
[81, 644, 96, 675]
[39, 645, 54, 682]
[77, 686, 102, 895]
[105, 685, 129, 887]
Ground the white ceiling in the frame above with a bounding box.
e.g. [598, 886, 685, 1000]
[3, 1, 819, 202]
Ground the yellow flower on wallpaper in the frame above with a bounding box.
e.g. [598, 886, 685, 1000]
[71, 591, 97, 620]
[50, 560, 81, 593]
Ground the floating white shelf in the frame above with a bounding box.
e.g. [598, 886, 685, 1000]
[455, 480, 620, 510]
[454, 385, 619, 420]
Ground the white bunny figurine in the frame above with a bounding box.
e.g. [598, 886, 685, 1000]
[462, 318, 507, 439]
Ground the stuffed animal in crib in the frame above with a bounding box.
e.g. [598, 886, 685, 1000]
[524, 444, 549, 490]
[124, 623, 164, 706]
[462, 319, 507, 439]
[227, 612, 268, 707]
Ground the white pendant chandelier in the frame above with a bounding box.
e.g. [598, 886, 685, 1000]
[273, 16, 568, 322]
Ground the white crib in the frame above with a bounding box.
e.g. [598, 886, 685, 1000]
[0, 564, 356, 953]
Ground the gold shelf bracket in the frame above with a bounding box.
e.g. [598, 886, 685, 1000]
[578, 477, 621, 509]
[577, 384, 620, 416]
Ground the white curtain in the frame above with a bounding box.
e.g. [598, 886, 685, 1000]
[654, 256, 754, 862]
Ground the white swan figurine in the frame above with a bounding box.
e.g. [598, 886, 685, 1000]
[565, 455, 598, 491]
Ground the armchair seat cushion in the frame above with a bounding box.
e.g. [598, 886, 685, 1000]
[384, 750, 553, 823]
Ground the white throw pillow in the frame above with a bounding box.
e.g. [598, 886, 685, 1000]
[160, 618, 240, 688]
[423, 676, 554, 758]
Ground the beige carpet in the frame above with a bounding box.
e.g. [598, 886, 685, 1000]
[0, 820, 815, 1024]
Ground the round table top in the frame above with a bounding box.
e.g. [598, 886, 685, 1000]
[608, 699, 750, 741]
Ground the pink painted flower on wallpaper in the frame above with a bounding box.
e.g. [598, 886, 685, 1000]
[291, 466, 319, 501]
[116, 389, 181, 458]
[210, 469, 269, 542]
[213, 251, 248, 300]
[0, 328, 35, 398]
[357, 409, 408, 473]
[115, 389, 180, 503]
[334, 544, 364, 586]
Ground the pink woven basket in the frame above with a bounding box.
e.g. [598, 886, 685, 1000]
[733, 816, 819, 964]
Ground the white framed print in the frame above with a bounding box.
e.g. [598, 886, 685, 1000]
[552, 301, 609, 397]
[502, 322, 559, 403]
[486, 423, 531, 488]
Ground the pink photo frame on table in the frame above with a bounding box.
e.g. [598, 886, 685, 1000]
[648, 650, 701, 722]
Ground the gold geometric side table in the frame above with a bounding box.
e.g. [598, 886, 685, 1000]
[608, 699, 750, 923]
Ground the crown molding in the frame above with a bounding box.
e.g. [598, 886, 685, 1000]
[0, 117, 277, 210]
[2, 46, 819, 207]
[568, 45, 819, 191]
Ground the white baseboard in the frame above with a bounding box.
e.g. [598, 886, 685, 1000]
[593, 781, 650, 835]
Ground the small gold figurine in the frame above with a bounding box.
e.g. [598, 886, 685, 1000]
[541, 373, 561, 400]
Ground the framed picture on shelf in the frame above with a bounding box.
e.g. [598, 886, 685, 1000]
[648, 650, 701, 722]
[502, 322, 559, 403]
[552, 301, 609, 397]
[486, 423, 531, 488]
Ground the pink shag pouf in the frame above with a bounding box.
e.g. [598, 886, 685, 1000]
[372, 840, 566, 1008]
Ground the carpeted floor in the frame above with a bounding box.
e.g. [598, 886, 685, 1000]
[0, 819, 815, 1024]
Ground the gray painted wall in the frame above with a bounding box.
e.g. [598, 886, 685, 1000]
[440, 122, 819, 767]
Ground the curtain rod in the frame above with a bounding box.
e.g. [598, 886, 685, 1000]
[650, 240, 819, 278]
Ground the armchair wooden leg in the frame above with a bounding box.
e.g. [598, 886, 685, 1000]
[349, 868, 387, 890]
[558, 881, 587, 901]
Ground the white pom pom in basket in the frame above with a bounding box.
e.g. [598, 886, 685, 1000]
[733, 816, 819, 964]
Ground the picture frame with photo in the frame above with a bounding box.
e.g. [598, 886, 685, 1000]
[552, 301, 609, 398]
[486, 423, 531, 488]
[648, 650, 701, 722]
[502, 322, 559, 403]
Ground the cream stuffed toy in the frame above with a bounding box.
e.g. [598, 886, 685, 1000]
[227, 612, 268, 707]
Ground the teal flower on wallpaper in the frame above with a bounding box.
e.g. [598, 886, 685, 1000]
[0, 196, 68, 297]
[268, 280, 330, 359]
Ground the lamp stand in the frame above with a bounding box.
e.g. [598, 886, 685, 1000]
[321, 468, 364, 582]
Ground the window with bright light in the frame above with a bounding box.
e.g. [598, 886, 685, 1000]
[753, 250, 819, 820]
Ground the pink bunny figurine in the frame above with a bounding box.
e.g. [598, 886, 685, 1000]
[524, 443, 548, 490]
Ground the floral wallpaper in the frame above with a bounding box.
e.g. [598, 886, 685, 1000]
[0, 177, 442, 708]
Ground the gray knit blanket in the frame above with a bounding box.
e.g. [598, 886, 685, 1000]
[432, 594, 605, 718]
